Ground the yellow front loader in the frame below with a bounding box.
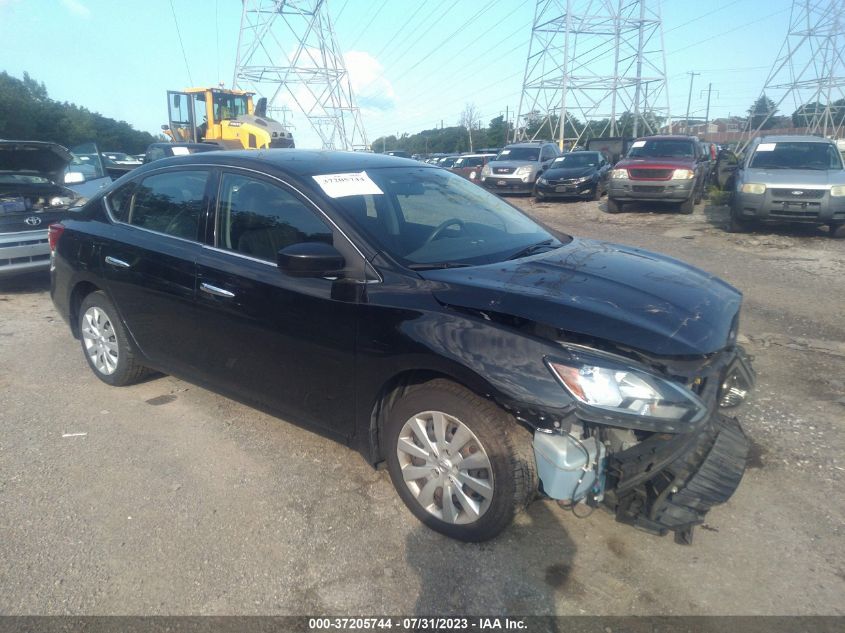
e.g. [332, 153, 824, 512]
[162, 88, 294, 150]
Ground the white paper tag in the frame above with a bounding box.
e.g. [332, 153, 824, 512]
[171, 146, 191, 156]
[631, 140, 646, 148]
[312, 171, 384, 198]
[500, 149, 511, 155]
[756, 143, 776, 152]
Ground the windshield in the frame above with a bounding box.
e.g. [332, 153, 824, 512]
[212, 91, 249, 120]
[496, 147, 539, 161]
[628, 140, 695, 159]
[327, 167, 560, 268]
[749, 142, 843, 170]
[552, 153, 599, 168]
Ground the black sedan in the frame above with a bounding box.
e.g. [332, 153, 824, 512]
[534, 151, 611, 201]
[49, 150, 753, 543]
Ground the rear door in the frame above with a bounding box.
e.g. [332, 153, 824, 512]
[193, 169, 360, 437]
[99, 167, 212, 373]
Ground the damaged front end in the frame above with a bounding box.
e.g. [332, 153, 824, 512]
[531, 342, 754, 544]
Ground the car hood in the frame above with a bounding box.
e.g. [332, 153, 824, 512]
[543, 165, 597, 179]
[616, 157, 696, 170]
[743, 168, 845, 187]
[420, 238, 742, 356]
[0, 141, 73, 182]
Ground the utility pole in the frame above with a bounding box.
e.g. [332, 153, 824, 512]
[684, 71, 700, 134]
[700, 83, 718, 135]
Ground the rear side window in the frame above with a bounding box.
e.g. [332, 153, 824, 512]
[216, 172, 332, 262]
[106, 182, 136, 222]
[126, 170, 209, 240]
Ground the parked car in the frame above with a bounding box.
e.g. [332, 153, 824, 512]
[383, 150, 411, 159]
[584, 136, 632, 165]
[728, 135, 845, 236]
[448, 153, 497, 182]
[607, 135, 710, 214]
[436, 155, 460, 168]
[50, 150, 753, 544]
[64, 142, 113, 198]
[480, 141, 560, 194]
[0, 141, 82, 278]
[534, 150, 611, 201]
[142, 142, 219, 164]
[101, 152, 143, 167]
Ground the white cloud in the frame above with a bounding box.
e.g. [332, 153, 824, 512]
[60, 0, 90, 17]
[344, 50, 395, 112]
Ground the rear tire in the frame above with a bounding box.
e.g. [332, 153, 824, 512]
[385, 379, 537, 542]
[78, 291, 149, 387]
[606, 196, 622, 213]
[679, 196, 695, 214]
[830, 223, 845, 239]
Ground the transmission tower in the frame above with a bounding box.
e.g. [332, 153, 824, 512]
[233, 0, 368, 150]
[514, 0, 670, 147]
[741, 0, 845, 147]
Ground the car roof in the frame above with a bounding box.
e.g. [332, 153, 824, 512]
[504, 142, 554, 148]
[755, 135, 832, 144]
[635, 135, 697, 142]
[135, 148, 427, 177]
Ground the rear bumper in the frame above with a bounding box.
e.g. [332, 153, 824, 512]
[734, 191, 845, 224]
[0, 230, 51, 277]
[608, 179, 694, 202]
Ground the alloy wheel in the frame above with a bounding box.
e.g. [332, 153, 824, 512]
[395, 410, 494, 524]
[81, 306, 119, 375]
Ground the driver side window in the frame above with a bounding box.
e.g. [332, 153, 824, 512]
[126, 170, 210, 240]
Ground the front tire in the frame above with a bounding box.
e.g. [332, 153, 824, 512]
[606, 196, 622, 213]
[78, 291, 149, 386]
[385, 379, 537, 542]
[679, 196, 695, 214]
[830, 223, 845, 239]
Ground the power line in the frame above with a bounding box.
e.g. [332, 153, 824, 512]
[347, 0, 391, 50]
[372, 2, 431, 60]
[668, 6, 790, 55]
[169, 0, 194, 86]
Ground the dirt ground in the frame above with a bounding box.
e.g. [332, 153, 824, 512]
[0, 196, 843, 616]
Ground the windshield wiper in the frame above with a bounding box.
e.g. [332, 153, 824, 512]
[506, 239, 561, 261]
[406, 262, 474, 271]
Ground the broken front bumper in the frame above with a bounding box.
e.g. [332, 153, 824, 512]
[603, 414, 749, 543]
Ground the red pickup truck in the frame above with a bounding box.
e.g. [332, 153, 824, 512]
[606, 135, 710, 214]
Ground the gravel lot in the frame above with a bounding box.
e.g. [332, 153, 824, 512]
[1, 197, 843, 616]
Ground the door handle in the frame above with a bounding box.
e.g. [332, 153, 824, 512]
[200, 282, 235, 299]
[105, 255, 130, 268]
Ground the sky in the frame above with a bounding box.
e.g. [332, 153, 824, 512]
[0, 0, 801, 150]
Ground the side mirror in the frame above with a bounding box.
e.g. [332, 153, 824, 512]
[64, 171, 86, 184]
[277, 242, 345, 278]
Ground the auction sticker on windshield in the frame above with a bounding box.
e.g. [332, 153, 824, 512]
[756, 143, 777, 151]
[631, 140, 646, 148]
[313, 172, 383, 198]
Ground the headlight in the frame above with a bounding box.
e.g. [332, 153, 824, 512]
[537, 177, 548, 185]
[576, 176, 591, 184]
[480, 164, 491, 177]
[610, 169, 628, 179]
[547, 347, 707, 426]
[830, 185, 845, 197]
[514, 166, 532, 176]
[741, 183, 766, 194]
[671, 169, 695, 180]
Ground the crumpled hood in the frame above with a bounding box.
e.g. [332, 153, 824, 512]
[0, 141, 73, 182]
[543, 165, 597, 179]
[744, 168, 845, 187]
[421, 238, 742, 356]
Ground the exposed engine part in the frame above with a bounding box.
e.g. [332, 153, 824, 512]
[533, 430, 606, 503]
[605, 427, 639, 453]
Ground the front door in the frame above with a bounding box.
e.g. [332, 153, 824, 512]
[167, 91, 197, 143]
[194, 170, 359, 437]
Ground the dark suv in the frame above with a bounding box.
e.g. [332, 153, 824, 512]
[480, 141, 560, 194]
[607, 135, 710, 214]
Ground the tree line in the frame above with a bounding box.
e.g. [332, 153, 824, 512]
[0, 71, 156, 154]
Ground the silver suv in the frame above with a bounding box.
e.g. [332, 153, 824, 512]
[480, 141, 560, 194]
[730, 135, 845, 236]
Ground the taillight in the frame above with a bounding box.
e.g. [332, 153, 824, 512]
[48, 223, 65, 251]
